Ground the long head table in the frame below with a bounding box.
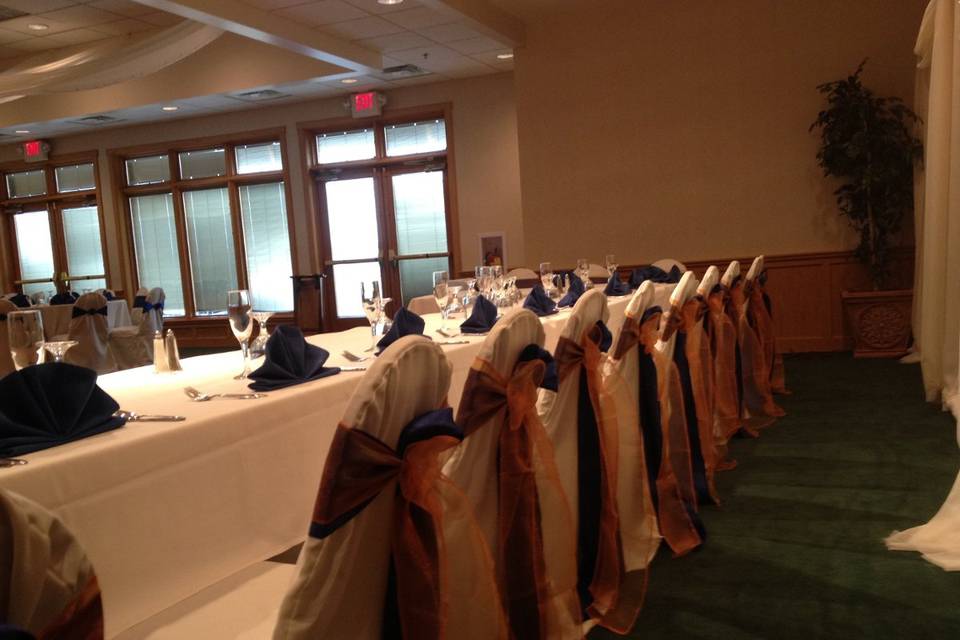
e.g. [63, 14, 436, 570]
[0, 284, 674, 636]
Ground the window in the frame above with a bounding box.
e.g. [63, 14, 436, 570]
[309, 112, 453, 327]
[2, 157, 106, 298]
[119, 136, 294, 317]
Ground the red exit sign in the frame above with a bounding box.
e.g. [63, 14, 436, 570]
[20, 139, 49, 162]
[349, 91, 383, 118]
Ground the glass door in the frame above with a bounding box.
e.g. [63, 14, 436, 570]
[62, 205, 107, 291]
[11, 209, 56, 298]
[384, 164, 451, 304]
[318, 170, 386, 328]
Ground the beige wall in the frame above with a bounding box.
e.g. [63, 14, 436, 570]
[0, 72, 522, 292]
[512, 0, 928, 268]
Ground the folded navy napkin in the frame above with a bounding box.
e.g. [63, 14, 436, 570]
[9, 294, 30, 308]
[50, 292, 76, 305]
[603, 272, 630, 296]
[0, 363, 126, 457]
[523, 284, 557, 316]
[248, 325, 340, 391]
[558, 273, 585, 308]
[629, 265, 683, 288]
[460, 295, 498, 334]
[377, 307, 426, 354]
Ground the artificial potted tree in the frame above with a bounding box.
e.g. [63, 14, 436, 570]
[810, 60, 923, 357]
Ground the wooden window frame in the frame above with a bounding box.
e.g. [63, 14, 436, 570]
[0, 151, 109, 295]
[297, 103, 461, 328]
[108, 128, 298, 321]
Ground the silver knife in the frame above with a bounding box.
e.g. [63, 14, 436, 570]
[115, 410, 186, 422]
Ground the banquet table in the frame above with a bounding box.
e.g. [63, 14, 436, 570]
[0, 287, 669, 637]
[38, 299, 133, 338]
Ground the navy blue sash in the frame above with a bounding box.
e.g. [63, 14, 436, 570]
[72, 306, 108, 319]
[133, 295, 146, 310]
[672, 331, 712, 506]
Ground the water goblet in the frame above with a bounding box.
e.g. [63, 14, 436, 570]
[250, 311, 274, 359]
[44, 340, 78, 363]
[361, 281, 384, 351]
[605, 254, 618, 276]
[7, 310, 45, 370]
[227, 289, 254, 379]
[433, 270, 451, 327]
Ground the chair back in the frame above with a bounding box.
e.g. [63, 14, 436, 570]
[697, 265, 720, 298]
[506, 267, 538, 280]
[66, 292, 116, 374]
[140, 288, 165, 336]
[652, 258, 687, 274]
[406, 294, 440, 315]
[587, 263, 610, 279]
[720, 260, 740, 289]
[274, 336, 503, 640]
[0, 300, 16, 377]
[0, 490, 103, 638]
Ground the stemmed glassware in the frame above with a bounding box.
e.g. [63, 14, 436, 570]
[605, 254, 618, 276]
[250, 311, 274, 359]
[44, 340, 77, 363]
[227, 289, 254, 379]
[7, 310, 45, 370]
[433, 271, 451, 328]
[361, 281, 391, 352]
[577, 258, 591, 288]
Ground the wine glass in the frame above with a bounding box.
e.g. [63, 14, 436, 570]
[433, 271, 450, 328]
[8, 310, 45, 370]
[539, 262, 554, 292]
[250, 311, 274, 359]
[605, 254, 618, 276]
[448, 285, 464, 318]
[577, 258, 590, 287]
[44, 340, 77, 363]
[227, 289, 253, 379]
[361, 281, 383, 351]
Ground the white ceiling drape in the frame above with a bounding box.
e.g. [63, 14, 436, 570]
[886, 0, 960, 570]
[0, 20, 222, 103]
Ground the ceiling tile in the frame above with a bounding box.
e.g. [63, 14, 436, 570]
[138, 11, 181, 27]
[416, 21, 483, 43]
[389, 43, 460, 65]
[276, 1, 368, 26]
[46, 27, 113, 45]
[6, 37, 69, 53]
[241, 0, 308, 9]
[87, 0, 156, 18]
[342, 0, 421, 15]
[37, 5, 126, 29]
[0, 28, 29, 44]
[446, 35, 506, 55]
[89, 18, 155, 35]
[0, 0, 78, 14]
[323, 15, 404, 40]
[0, 15, 75, 36]
[357, 30, 432, 52]
[470, 49, 514, 65]
[382, 6, 457, 30]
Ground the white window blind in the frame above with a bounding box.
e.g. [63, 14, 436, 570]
[126, 155, 170, 186]
[183, 188, 238, 316]
[239, 182, 293, 311]
[316, 129, 375, 164]
[178, 148, 226, 180]
[13, 210, 55, 296]
[55, 164, 96, 193]
[6, 169, 46, 198]
[236, 142, 283, 174]
[392, 171, 447, 255]
[384, 120, 446, 157]
[130, 193, 185, 315]
[63, 205, 106, 290]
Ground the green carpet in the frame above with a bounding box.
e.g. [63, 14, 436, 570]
[593, 353, 960, 639]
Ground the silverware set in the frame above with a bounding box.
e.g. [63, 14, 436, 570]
[183, 386, 266, 402]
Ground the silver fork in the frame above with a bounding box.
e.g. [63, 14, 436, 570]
[342, 350, 370, 362]
[183, 386, 266, 401]
[0, 458, 27, 468]
[114, 410, 186, 422]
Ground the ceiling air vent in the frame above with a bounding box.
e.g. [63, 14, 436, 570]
[66, 114, 124, 126]
[0, 6, 28, 21]
[381, 64, 430, 79]
[231, 89, 290, 102]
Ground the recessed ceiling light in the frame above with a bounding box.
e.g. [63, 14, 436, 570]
[341, 78, 358, 84]
[497, 52, 514, 60]
[27, 23, 49, 31]
[15, 130, 29, 134]
[377, 0, 404, 5]
[161, 105, 179, 111]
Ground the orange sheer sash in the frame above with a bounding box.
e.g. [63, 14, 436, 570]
[614, 316, 702, 557]
[731, 282, 783, 426]
[312, 423, 505, 640]
[457, 357, 581, 640]
[37, 575, 103, 640]
[555, 326, 644, 633]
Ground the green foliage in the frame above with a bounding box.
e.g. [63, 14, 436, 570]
[810, 60, 923, 289]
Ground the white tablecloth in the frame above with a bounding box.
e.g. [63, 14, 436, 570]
[0, 293, 634, 637]
[39, 300, 133, 338]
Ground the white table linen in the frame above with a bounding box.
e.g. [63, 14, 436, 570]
[40, 300, 132, 338]
[0, 295, 630, 637]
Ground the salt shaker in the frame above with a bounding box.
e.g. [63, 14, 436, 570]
[153, 331, 170, 373]
[165, 329, 183, 372]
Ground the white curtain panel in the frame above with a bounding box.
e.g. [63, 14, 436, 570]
[0, 21, 222, 102]
[886, 0, 960, 569]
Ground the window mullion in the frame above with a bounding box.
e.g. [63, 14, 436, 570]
[171, 185, 195, 318]
[228, 181, 249, 291]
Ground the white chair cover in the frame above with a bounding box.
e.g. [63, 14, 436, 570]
[273, 336, 504, 640]
[65, 292, 117, 374]
[744, 255, 765, 314]
[111, 287, 163, 369]
[720, 260, 740, 289]
[652, 258, 687, 274]
[130, 287, 148, 326]
[407, 295, 441, 315]
[697, 266, 720, 299]
[587, 263, 610, 279]
[0, 489, 103, 637]
[506, 267, 538, 280]
[444, 309, 581, 639]
[0, 299, 16, 377]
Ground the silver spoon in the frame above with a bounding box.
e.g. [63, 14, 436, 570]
[114, 410, 186, 422]
[0, 458, 27, 468]
[183, 386, 266, 402]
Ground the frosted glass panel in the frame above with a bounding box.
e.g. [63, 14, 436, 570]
[316, 129, 375, 164]
[130, 193, 185, 316]
[6, 170, 46, 198]
[385, 120, 446, 157]
[325, 177, 380, 261]
[399, 257, 448, 305]
[14, 211, 54, 296]
[183, 188, 238, 316]
[392, 171, 447, 255]
[55, 164, 95, 193]
[126, 155, 170, 186]
[236, 142, 283, 174]
[239, 182, 293, 311]
[333, 261, 382, 318]
[63, 206, 105, 283]
[179, 148, 226, 180]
